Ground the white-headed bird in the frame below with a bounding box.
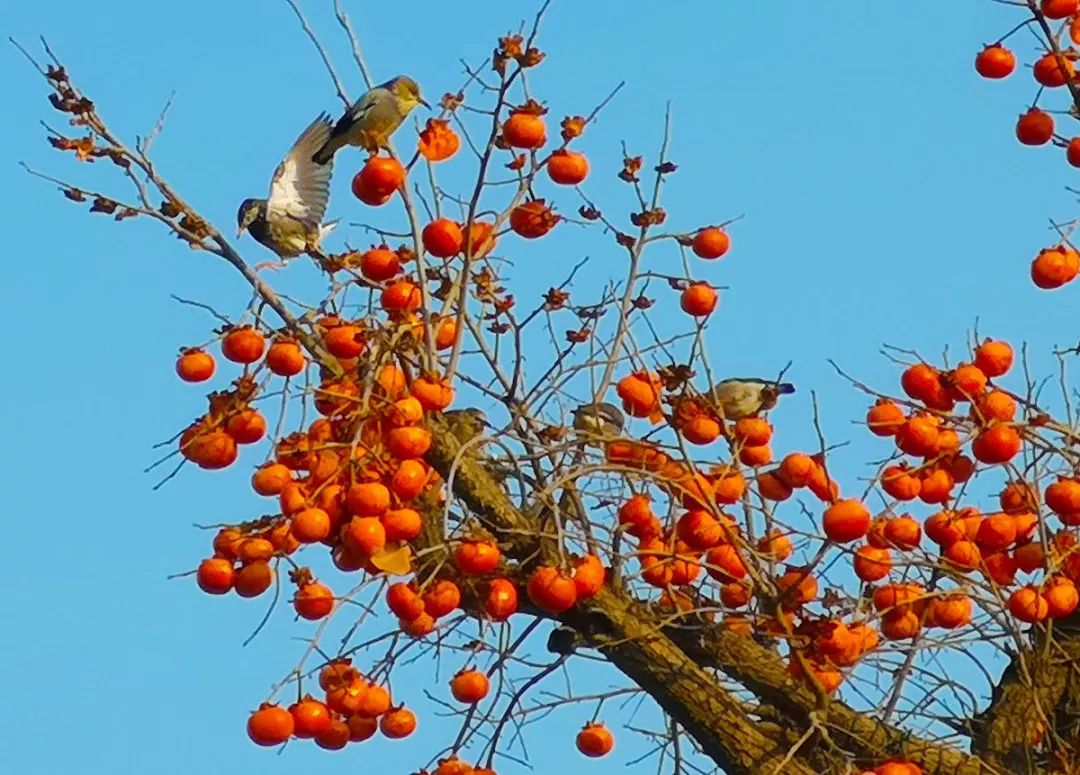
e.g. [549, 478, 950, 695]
[311, 76, 429, 164]
[237, 113, 337, 258]
[710, 378, 795, 420]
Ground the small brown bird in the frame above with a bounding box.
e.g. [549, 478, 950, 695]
[237, 113, 337, 259]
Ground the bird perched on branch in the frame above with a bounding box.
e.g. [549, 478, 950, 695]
[237, 113, 337, 259]
[572, 402, 626, 439]
[443, 408, 490, 448]
[311, 76, 429, 164]
[709, 378, 795, 420]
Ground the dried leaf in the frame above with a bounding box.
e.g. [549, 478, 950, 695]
[543, 287, 570, 310]
[561, 115, 586, 142]
[657, 364, 696, 390]
[520, 47, 545, 68]
[631, 208, 666, 227]
[73, 136, 96, 161]
[493, 295, 515, 314]
[89, 196, 117, 214]
[514, 98, 548, 117]
[538, 425, 567, 444]
[619, 155, 643, 182]
[440, 91, 464, 112]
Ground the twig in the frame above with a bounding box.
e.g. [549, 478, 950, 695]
[333, 0, 374, 89]
[138, 91, 176, 155]
[284, 0, 351, 108]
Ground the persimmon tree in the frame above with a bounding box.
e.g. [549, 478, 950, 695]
[18, 1, 1080, 773]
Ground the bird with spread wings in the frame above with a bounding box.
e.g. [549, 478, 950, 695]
[236, 113, 338, 262]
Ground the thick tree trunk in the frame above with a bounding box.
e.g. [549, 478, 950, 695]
[426, 418, 819, 773]
[971, 625, 1080, 774]
[425, 417, 1050, 775]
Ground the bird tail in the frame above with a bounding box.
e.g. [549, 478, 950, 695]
[312, 137, 344, 165]
[318, 220, 339, 243]
[777, 382, 796, 395]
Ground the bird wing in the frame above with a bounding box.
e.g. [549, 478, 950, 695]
[267, 113, 334, 225]
[718, 377, 769, 387]
[327, 88, 383, 142]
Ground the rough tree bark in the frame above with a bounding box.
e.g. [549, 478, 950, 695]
[426, 412, 1070, 775]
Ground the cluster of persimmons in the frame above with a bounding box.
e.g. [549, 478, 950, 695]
[169, 38, 637, 768]
[976, 0, 1080, 290]
[177, 314, 613, 761]
[597, 332, 1076, 706]
[158, 18, 1080, 774]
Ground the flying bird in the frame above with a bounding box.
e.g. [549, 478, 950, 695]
[572, 402, 626, 439]
[709, 378, 795, 420]
[237, 113, 337, 259]
[312, 76, 429, 164]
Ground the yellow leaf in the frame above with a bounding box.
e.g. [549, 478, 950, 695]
[371, 544, 412, 576]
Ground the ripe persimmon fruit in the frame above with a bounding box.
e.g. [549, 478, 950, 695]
[222, 326, 265, 364]
[265, 339, 306, 376]
[1016, 108, 1054, 145]
[547, 149, 589, 184]
[509, 200, 559, 239]
[294, 581, 334, 620]
[422, 219, 464, 257]
[974, 44, 1016, 79]
[691, 227, 730, 259]
[455, 540, 501, 575]
[823, 499, 871, 543]
[176, 348, 215, 382]
[197, 557, 235, 594]
[247, 703, 294, 746]
[503, 111, 547, 148]
[360, 245, 401, 281]
[423, 579, 462, 618]
[680, 282, 718, 317]
[526, 566, 578, 613]
[450, 669, 489, 704]
[380, 707, 417, 739]
[576, 722, 614, 757]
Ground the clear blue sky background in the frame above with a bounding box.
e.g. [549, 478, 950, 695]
[3, 1, 1077, 773]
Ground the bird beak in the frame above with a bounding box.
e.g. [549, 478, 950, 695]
[419, 98, 431, 109]
[236, 226, 245, 238]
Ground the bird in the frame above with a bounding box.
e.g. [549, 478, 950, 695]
[443, 408, 490, 448]
[311, 76, 430, 164]
[572, 402, 626, 439]
[237, 113, 337, 260]
[709, 378, 795, 420]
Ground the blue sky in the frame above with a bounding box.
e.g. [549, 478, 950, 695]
[3, 1, 1077, 773]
